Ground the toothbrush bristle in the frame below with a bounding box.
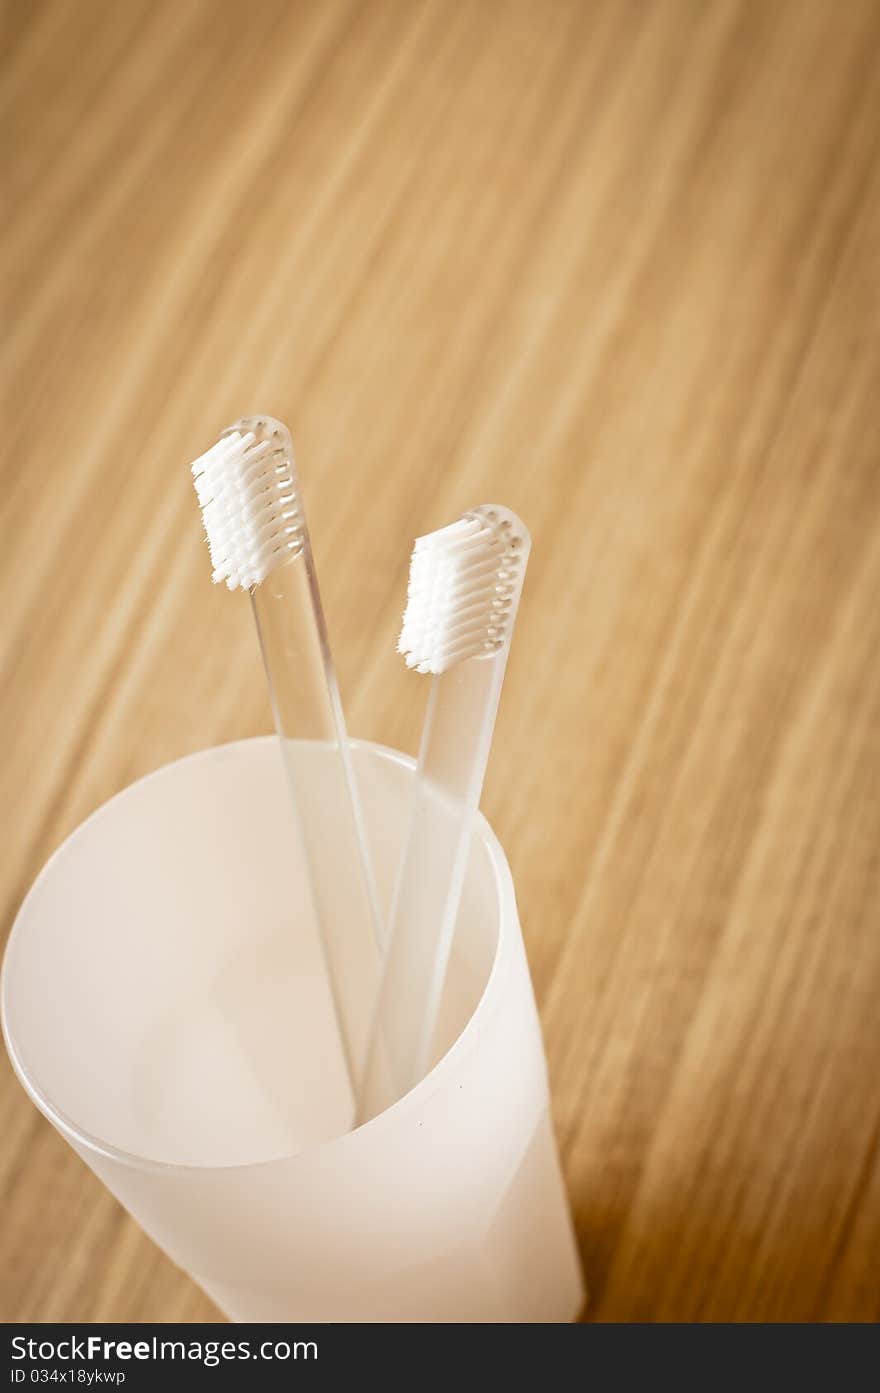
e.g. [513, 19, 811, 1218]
[189, 417, 303, 590]
[398, 508, 526, 675]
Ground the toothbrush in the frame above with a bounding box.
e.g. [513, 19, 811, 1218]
[357, 504, 530, 1122]
[190, 415, 383, 1117]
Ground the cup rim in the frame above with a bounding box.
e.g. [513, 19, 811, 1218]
[1, 736, 519, 1176]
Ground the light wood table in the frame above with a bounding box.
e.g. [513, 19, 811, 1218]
[3, 0, 879, 1322]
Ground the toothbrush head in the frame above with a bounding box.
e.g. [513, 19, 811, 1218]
[190, 416, 304, 590]
[398, 505, 529, 675]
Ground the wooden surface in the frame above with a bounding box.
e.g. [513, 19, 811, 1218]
[3, 0, 879, 1323]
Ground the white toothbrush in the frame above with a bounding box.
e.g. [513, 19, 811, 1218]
[357, 504, 530, 1122]
[190, 415, 383, 1117]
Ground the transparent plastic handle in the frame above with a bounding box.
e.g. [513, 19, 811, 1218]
[252, 548, 384, 1117]
[358, 509, 530, 1122]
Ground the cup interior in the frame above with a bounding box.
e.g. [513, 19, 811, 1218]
[2, 740, 502, 1168]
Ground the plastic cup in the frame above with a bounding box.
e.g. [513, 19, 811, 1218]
[2, 738, 584, 1323]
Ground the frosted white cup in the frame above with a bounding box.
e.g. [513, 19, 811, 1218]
[2, 738, 584, 1323]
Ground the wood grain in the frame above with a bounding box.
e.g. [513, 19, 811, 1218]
[2, 0, 879, 1322]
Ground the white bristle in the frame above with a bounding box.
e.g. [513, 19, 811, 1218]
[398, 508, 525, 675]
[189, 418, 304, 590]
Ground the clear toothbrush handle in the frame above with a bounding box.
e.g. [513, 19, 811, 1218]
[357, 513, 530, 1123]
[251, 544, 383, 1113]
